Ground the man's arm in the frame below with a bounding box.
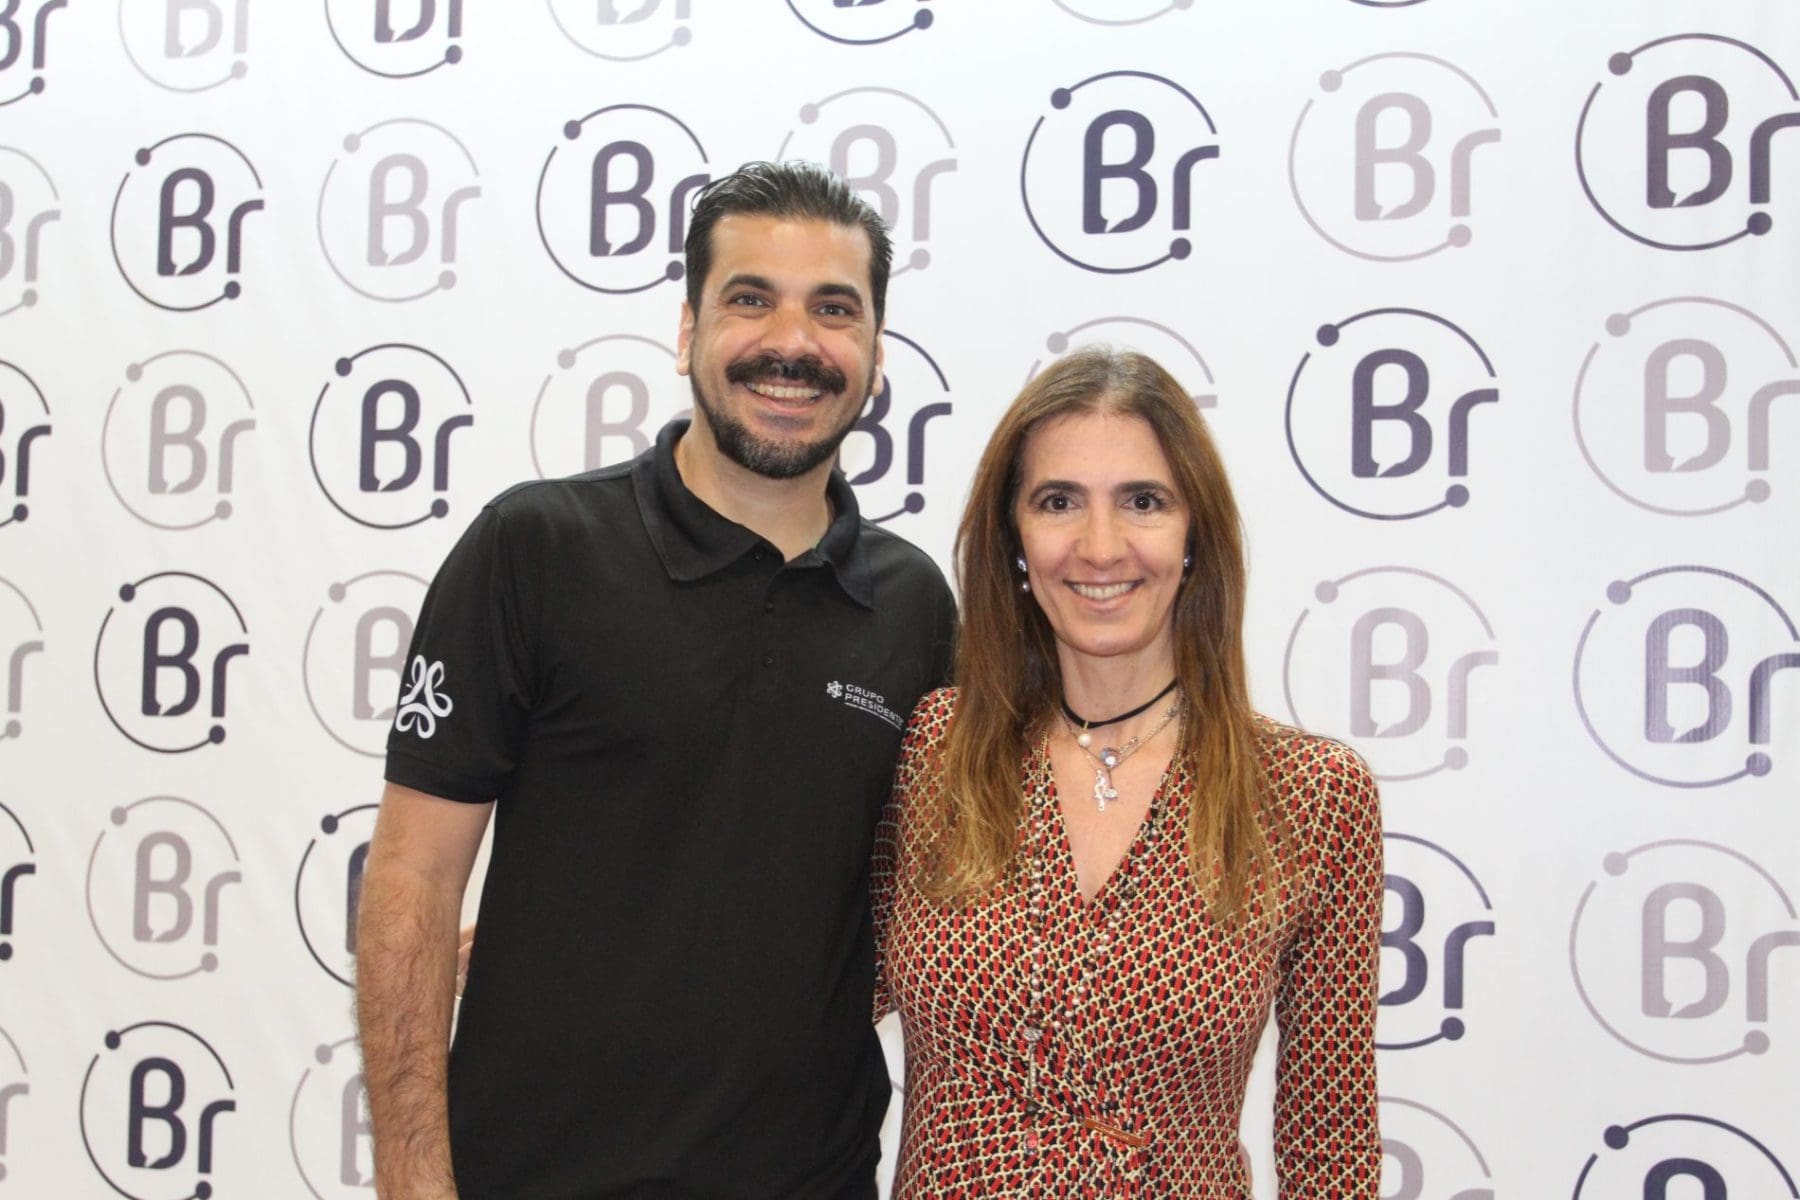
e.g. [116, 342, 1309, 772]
[355, 782, 494, 1199]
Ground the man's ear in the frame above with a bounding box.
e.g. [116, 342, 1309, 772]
[871, 324, 885, 396]
[676, 301, 695, 376]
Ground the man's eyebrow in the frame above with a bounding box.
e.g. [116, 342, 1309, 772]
[719, 272, 774, 293]
[715, 274, 866, 309]
[812, 282, 866, 308]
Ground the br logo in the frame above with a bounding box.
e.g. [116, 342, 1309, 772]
[0, 0, 70, 105]
[308, 344, 474, 530]
[1282, 566, 1498, 781]
[1573, 1115, 1797, 1199]
[1049, 0, 1194, 25]
[302, 572, 427, 757]
[0, 144, 60, 314]
[546, 0, 692, 61]
[1573, 566, 1798, 787]
[785, 0, 933, 46]
[529, 333, 686, 478]
[94, 573, 249, 752]
[1027, 315, 1218, 409]
[1570, 838, 1798, 1065]
[0, 802, 34, 962]
[0, 1024, 25, 1184]
[0, 577, 42, 743]
[1021, 69, 1220, 273]
[85, 795, 241, 980]
[776, 86, 957, 277]
[1573, 297, 1796, 516]
[289, 1035, 375, 1195]
[842, 330, 953, 545]
[325, 0, 464, 77]
[1577, 33, 1800, 250]
[1379, 1095, 1493, 1200]
[79, 1022, 236, 1200]
[1286, 308, 1499, 519]
[318, 118, 482, 302]
[536, 104, 710, 294]
[0, 356, 51, 527]
[102, 350, 253, 531]
[294, 804, 378, 986]
[1289, 52, 1501, 261]
[111, 133, 265, 312]
[118, 0, 249, 91]
[1377, 832, 1495, 1050]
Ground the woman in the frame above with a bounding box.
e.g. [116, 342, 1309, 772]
[871, 346, 1383, 1196]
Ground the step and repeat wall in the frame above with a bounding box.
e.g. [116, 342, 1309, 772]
[1, 1, 1796, 1196]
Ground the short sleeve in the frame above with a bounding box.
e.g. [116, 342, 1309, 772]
[384, 504, 535, 804]
[1273, 740, 1384, 1195]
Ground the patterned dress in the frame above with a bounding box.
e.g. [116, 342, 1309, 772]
[872, 689, 1383, 1198]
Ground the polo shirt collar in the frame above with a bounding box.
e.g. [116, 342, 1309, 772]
[634, 419, 875, 608]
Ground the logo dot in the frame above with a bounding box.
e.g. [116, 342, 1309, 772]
[315, 1043, 334, 1065]
[1602, 852, 1629, 876]
[1746, 752, 1772, 777]
[1445, 485, 1470, 508]
[1607, 53, 1633, 76]
[557, 349, 578, 370]
[119, 583, 137, 602]
[111, 807, 129, 826]
[1604, 313, 1630, 337]
[563, 120, 583, 141]
[1050, 88, 1072, 110]
[908, 248, 930, 270]
[1745, 479, 1772, 502]
[664, 261, 686, 281]
[912, 9, 933, 28]
[1744, 1031, 1770, 1054]
[1603, 1124, 1629, 1149]
[135, 147, 152, 166]
[2, 720, 18, 739]
[1315, 324, 1340, 348]
[1168, 238, 1191, 260]
[20, 289, 35, 307]
[223, 281, 242, 300]
[1319, 70, 1343, 92]
[445, 45, 464, 64]
[799, 103, 820, 124]
[1447, 224, 1472, 248]
[208, 725, 226, 744]
[125, 363, 144, 382]
[213, 499, 233, 520]
[1605, 580, 1631, 604]
[1443, 746, 1469, 770]
[8, 504, 24, 523]
[902, 492, 926, 515]
[229, 60, 247, 80]
[321, 814, 340, 834]
[1046, 333, 1070, 353]
[327, 582, 347, 603]
[29, 75, 44, 95]
[343, 133, 362, 153]
[1748, 212, 1773, 236]
[672, 26, 693, 46]
[0, 943, 11, 961]
[438, 269, 457, 290]
[335, 358, 354, 377]
[430, 499, 450, 519]
[105, 1031, 123, 1050]
[201, 952, 219, 972]
[1440, 1017, 1465, 1040]
[1313, 580, 1339, 603]
[197, 1182, 213, 1199]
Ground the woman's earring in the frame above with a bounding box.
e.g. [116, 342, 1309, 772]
[1016, 555, 1031, 592]
[1182, 553, 1192, 573]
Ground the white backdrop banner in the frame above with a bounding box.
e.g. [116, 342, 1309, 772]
[1, 2, 1796, 1197]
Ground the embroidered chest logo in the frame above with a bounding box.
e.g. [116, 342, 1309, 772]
[395, 655, 453, 738]
[825, 680, 902, 730]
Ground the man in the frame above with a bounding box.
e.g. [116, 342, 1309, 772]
[356, 161, 956, 1199]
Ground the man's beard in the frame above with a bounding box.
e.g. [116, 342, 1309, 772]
[691, 351, 871, 481]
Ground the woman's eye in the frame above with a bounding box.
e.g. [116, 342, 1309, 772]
[1042, 493, 1071, 512]
[1128, 491, 1163, 512]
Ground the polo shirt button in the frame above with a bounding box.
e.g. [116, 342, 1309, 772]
[761, 654, 773, 668]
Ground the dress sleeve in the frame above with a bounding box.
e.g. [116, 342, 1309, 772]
[1273, 740, 1384, 1195]
[383, 503, 536, 804]
[871, 689, 945, 1023]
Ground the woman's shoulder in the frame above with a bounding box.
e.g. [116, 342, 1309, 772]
[902, 686, 960, 746]
[1252, 715, 1380, 828]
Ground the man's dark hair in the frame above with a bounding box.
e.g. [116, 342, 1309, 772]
[684, 160, 893, 326]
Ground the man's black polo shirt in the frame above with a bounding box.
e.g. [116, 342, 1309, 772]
[384, 420, 956, 1199]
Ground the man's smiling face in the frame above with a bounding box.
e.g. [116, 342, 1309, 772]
[677, 213, 883, 481]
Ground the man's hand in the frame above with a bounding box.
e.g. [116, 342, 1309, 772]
[355, 784, 491, 1199]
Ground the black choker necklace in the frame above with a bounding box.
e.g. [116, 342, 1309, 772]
[1060, 679, 1178, 732]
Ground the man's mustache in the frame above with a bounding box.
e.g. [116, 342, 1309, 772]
[724, 352, 848, 395]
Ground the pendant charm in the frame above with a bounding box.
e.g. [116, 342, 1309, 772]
[1100, 747, 1121, 770]
[1094, 770, 1118, 811]
[1076, 730, 1092, 749]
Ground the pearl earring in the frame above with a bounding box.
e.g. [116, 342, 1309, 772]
[1016, 555, 1030, 592]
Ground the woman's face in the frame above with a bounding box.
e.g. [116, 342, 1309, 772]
[1013, 409, 1190, 677]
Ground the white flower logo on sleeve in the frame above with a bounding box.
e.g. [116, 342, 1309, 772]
[394, 655, 454, 739]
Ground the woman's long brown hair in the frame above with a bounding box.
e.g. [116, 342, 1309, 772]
[925, 347, 1274, 914]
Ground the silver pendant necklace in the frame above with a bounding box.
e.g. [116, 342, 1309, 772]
[1060, 698, 1181, 811]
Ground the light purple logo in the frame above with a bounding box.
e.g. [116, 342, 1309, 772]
[0, 577, 43, 743]
[546, 0, 692, 61]
[530, 333, 686, 479]
[289, 1035, 374, 1195]
[119, 0, 249, 92]
[102, 350, 253, 530]
[318, 119, 481, 302]
[302, 572, 427, 757]
[0, 145, 60, 315]
[85, 796, 241, 980]
[1026, 316, 1217, 410]
[1378, 1095, 1493, 1200]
